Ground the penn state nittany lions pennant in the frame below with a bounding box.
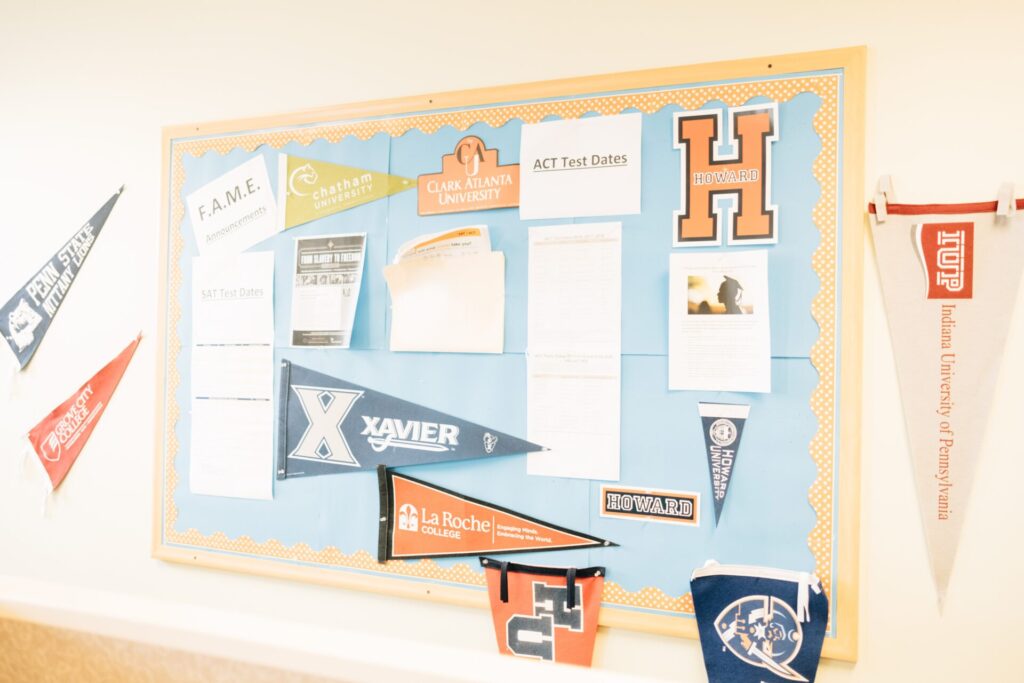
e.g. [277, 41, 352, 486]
[277, 360, 545, 479]
[480, 557, 605, 667]
[869, 194, 1024, 604]
[1, 187, 124, 369]
[378, 467, 615, 561]
[698, 402, 750, 525]
[28, 334, 141, 490]
[691, 561, 827, 683]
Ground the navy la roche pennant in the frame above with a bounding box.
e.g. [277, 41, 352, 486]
[0, 187, 124, 369]
[276, 360, 546, 479]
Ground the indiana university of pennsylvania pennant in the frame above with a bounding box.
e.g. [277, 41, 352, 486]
[28, 334, 141, 490]
[869, 194, 1024, 603]
[277, 360, 545, 479]
[378, 467, 615, 561]
[480, 557, 605, 667]
[1, 187, 124, 369]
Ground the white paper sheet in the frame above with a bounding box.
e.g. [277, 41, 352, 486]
[185, 156, 278, 257]
[668, 250, 771, 393]
[289, 233, 366, 348]
[526, 222, 622, 480]
[189, 399, 274, 500]
[189, 251, 275, 500]
[526, 352, 621, 481]
[384, 250, 504, 354]
[519, 113, 642, 220]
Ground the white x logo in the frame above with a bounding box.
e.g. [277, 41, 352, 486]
[289, 385, 363, 467]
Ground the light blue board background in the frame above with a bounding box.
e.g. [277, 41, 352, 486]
[166, 70, 843, 628]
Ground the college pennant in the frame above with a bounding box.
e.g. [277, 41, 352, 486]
[1, 187, 124, 368]
[277, 360, 545, 479]
[698, 402, 750, 525]
[869, 195, 1024, 603]
[277, 153, 414, 231]
[378, 467, 615, 561]
[479, 557, 605, 667]
[28, 334, 141, 490]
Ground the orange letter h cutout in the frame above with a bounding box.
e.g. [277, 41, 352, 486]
[673, 103, 778, 247]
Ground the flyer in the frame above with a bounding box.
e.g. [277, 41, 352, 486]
[290, 233, 367, 348]
[668, 250, 771, 393]
[185, 156, 278, 257]
[519, 113, 642, 220]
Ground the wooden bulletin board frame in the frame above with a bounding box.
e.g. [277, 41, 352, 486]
[155, 47, 865, 660]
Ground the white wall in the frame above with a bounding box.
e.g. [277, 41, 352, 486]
[1, 1, 1021, 680]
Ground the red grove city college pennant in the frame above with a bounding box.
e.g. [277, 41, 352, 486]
[377, 466, 615, 561]
[28, 334, 141, 490]
[480, 557, 605, 667]
[870, 196, 1024, 603]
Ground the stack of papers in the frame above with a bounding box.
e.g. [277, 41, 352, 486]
[383, 226, 505, 354]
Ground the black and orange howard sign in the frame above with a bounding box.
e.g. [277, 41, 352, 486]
[673, 102, 779, 247]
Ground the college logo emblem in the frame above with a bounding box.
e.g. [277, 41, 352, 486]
[417, 135, 520, 215]
[289, 386, 363, 466]
[708, 418, 738, 447]
[673, 102, 779, 246]
[483, 432, 498, 454]
[397, 503, 418, 532]
[8, 299, 43, 352]
[714, 595, 807, 682]
[287, 163, 318, 197]
[916, 222, 974, 299]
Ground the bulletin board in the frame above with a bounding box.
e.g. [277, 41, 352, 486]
[155, 47, 865, 660]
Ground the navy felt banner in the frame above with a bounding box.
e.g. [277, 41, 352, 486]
[0, 187, 123, 369]
[277, 359, 546, 479]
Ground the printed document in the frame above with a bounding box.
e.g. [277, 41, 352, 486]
[519, 113, 642, 220]
[526, 222, 621, 481]
[189, 251, 274, 499]
[668, 250, 771, 392]
[185, 156, 278, 257]
[290, 233, 367, 348]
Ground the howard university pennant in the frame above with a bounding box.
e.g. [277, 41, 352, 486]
[1, 187, 124, 368]
[28, 334, 141, 490]
[869, 195, 1024, 603]
[480, 558, 605, 667]
[277, 360, 545, 479]
[378, 467, 614, 560]
[698, 402, 750, 525]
